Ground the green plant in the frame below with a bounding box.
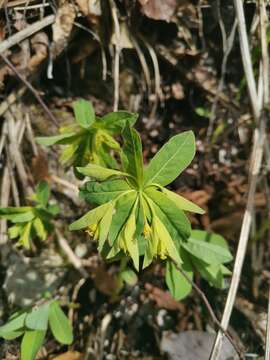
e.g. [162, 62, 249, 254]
[36, 99, 138, 176]
[0, 300, 73, 360]
[69, 125, 233, 299]
[0, 181, 59, 249]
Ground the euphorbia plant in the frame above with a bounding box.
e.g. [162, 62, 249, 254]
[0, 181, 59, 249]
[69, 125, 233, 299]
[36, 99, 138, 176]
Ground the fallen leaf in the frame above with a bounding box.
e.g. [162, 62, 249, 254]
[145, 283, 185, 312]
[139, 0, 177, 22]
[52, 351, 83, 360]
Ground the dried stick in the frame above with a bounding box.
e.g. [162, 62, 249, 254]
[233, 0, 260, 119]
[266, 285, 270, 360]
[210, 0, 268, 358]
[0, 14, 55, 53]
[55, 228, 88, 278]
[109, 0, 121, 111]
[0, 53, 58, 127]
[170, 259, 244, 359]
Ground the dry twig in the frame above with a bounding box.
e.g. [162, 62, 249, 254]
[210, 0, 268, 358]
[0, 14, 55, 53]
[0, 53, 58, 127]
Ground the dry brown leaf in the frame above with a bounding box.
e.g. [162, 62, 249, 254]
[75, 0, 101, 18]
[52, 3, 76, 57]
[29, 32, 49, 71]
[139, 0, 177, 22]
[31, 153, 50, 183]
[52, 351, 83, 360]
[145, 283, 185, 312]
[93, 265, 120, 296]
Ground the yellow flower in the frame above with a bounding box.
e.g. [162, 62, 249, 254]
[86, 223, 98, 237]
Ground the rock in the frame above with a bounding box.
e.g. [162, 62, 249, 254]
[161, 331, 239, 360]
[3, 250, 66, 307]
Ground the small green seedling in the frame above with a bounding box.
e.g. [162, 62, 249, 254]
[36, 99, 138, 176]
[69, 125, 233, 299]
[0, 300, 73, 360]
[0, 181, 59, 249]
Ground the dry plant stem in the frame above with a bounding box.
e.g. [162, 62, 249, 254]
[55, 228, 88, 278]
[170, 258, 244, 359]
[210, 118, 266, 359]
[109, 0, 121, 111]
[0, 53, 58, 127]
[265, 286, 270, 360]
[259, 0, 269, 105]
[233, 0, 260, 119]
[210, 0, 268, 357]
[0, 87, 26, 118]
[0, 167, 11, 245]
[0, 14, 55, 53]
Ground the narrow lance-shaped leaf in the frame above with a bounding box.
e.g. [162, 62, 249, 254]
[161, 187, 205, 214]
[48, 301, 73, 345]
[35, 181, 50, 207]
[123, 202, 139, 270]
[121, 125, 143, 186]
[21, 330, 46, 360]
[0, 312, 27, 337]
[35, 132, 76, 146]
[144, 131, 195, 187]
[166, 258, 193, 300]
[80, 179, 131, 205]
[25, 303, 50, 331]
[145, 188, 191, 239]
[77, 164, 131, 181]
[73, 99, 95, 129]
[69, 203, 110, 230]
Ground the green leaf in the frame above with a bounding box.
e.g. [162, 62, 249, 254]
[161, 188, 205, 214]
[146, 188, 191, 239]
[152, 213, 182, 265]
[48, 302, 73, 345]
[1, 330, 24, 340]
[35, 132, 76, 146]
[183, 231, 233, 265]
[0, 207, 32, 215]
[121, 125, 143, 186]
[99, 111, 138, 134]
[18, 222, 32, 249]
[8, 224, 22, 239]
[119, 268, 138, 286]
[0, 209, 35, 223]
[80, 179, 131, 205]
[108, 191, 137, 245]
[166, 257, 193, 300]
[144, 131, 195, 186]
[192, 258, 224, 288]
[123, 205, 139, 270]
[36, 181, 50, 207]
[0, 312, 26, 336]
[190, 230, 230, 249]
[25, 303, 50, 331]
[21, 330, 46, 360]
[77, 164, 130, 181]
[98, 203, 114, 251]
[69, 203, 111, 230]
[33, 217, 47, 241]
[47, 204, 60, 216]
[73, 99, 95, 129]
